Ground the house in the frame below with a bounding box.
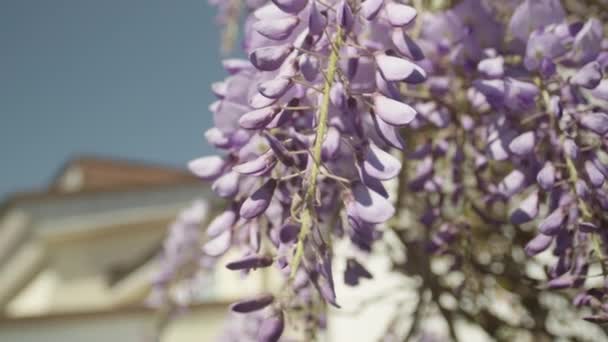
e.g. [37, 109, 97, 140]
[0, 156, 267, 342]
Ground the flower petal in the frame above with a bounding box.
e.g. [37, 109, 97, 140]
[258, 77, 293, 99]
[207, 210, 236, 238]
[249, 221, 261, 252]
[233, 151, 277, 176]
[188, 156, 225, 180]
[336, 0, 354, 31]
[508, 131, 536, 156]
[230, 294, 275, 313]
[569, 18, 602, 65]
[240, 179, 277, 219]
[579, 221, 598, 233]
[263, 132, 295, 167]
[321, 126, 341, 160]
[498, 169, 526, 197]
[524, 233, 553, 256]
[508, 0, 565, 43]
[226, 254, 274, 270]
[271, 0, 308, 14]
[510, 191, 539, 224]
[308, 0, 327, 36]
[249, 45, 294, 71]
[212, 171, 239, 198]
[279, 222, 300, 244]
[330, 82, 346, 108]
[373, 114, 405, 150]
[385, 3, 417, 27]
[391, 29, 424, 61]
[205, 127, 231, 148]
[258, 311, 285, 342]
[222, 58, 254, 74]
[344, 258, 373, 286]
[538, 207, 566, 235]
[570, 61, 602, 89]
[376, 54, 426, 83]
[591, 79, 608, 101]
[375, 71, 401, 99]
[585, 160, 605, 188]
[537, 161, 556, 191]
[360, 0, 384, 20]
[478, 56, 504, 78]
[239, 106, 282, 130]
[203, 229, 231, 257]
[563, 138, 579, 160]
[249, 93, 277, 109]
[547, 274, 575, 290]
[352, 182, 395, 224]
[253, 16, 300, 40]
[373, 94, 417, 126]
[299, 54, 319, 82]
[580, 112, 608, 135]
[362, 142, 401, 180]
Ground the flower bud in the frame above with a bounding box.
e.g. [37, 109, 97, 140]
[240, 179, 277, 219]
[230, 294, 274, 313]
[226, 254, 274, 270]
[249, 45, 294, 71]
[253, 16, 300, 41]
[373, 93, 418, 126]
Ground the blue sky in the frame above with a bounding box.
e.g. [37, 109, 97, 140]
[0, 0, 225, 197]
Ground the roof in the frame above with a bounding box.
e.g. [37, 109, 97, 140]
[51, 155, 197, 192]
[0, 155, 200, 215]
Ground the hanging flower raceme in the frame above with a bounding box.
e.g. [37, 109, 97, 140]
[465, 0, 608, 323]
[161, 0, 608, 340]
[187, 0, 428, 339]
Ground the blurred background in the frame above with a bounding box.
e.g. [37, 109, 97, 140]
[0, 1, 232, 341]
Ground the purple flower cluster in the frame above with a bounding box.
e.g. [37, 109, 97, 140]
[398, 0, 608, 329]
[149, 200, 214, 308]
[163, 0, 608, 340]
[192, 0, 428, 339]
[473, 1, 608, 320]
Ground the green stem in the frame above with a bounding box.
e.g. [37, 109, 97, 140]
[290, 27, 343, 279]
[564, 155, 592, 219]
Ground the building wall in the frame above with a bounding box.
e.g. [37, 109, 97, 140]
[0, 305, 230, 342]
[0, 313, 156, 342]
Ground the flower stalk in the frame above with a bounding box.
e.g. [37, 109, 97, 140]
[291, 26, 344, 279]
